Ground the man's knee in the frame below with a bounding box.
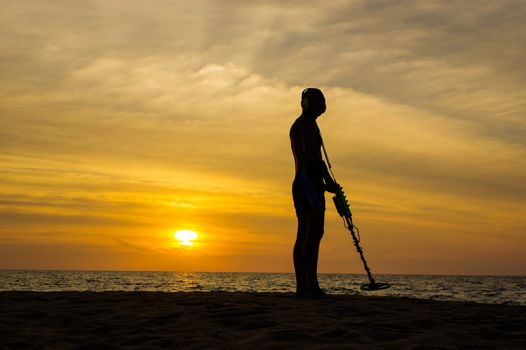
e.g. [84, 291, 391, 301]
[305, 216, 324, 242]
[313, 228, 324, 241]
[307, 208, 324, 226]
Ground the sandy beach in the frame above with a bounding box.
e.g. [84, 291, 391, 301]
[0, 291, 524, 349]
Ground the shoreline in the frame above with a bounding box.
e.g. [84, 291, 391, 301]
[1, 291, 525, 349]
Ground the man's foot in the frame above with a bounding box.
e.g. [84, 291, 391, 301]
[304, 287, 329, 299]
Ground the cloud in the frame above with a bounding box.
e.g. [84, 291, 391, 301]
[0, 0, 525, 273]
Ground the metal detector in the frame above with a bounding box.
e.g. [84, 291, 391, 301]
[320, 133, 390, 291]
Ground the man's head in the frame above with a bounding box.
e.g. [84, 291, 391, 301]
[301, 88, 326, 118]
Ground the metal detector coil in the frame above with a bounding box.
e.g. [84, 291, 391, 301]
[361, 282, 391, 291]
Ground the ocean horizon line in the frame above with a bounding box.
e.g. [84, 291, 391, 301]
[1, 268, 524, 277]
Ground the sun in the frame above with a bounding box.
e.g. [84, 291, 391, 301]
[174, 230, 198, 246]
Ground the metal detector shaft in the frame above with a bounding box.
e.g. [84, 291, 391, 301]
[320, 132, 390, 291]
[344, 216, 377, 284]
[332, 185, 390, 291]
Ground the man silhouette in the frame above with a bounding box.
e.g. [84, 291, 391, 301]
[290, 88, 337, 298]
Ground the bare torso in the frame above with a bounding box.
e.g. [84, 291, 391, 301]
[289, 115, 323, 175]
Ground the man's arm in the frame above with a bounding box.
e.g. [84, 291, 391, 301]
[320, 160, 338, 193]
[304, 121, 337, 193]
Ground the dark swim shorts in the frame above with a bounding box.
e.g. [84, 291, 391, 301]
[292, 170, 325, 217]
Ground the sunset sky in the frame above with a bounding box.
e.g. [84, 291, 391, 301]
[1, 0, 525, 275]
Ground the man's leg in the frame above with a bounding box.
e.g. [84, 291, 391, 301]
[293, 213, 307, 296]
[304, 208, 325, 294]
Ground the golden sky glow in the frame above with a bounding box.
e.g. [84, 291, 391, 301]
[1, 1, 525, 274]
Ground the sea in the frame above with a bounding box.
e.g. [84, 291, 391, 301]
[1, 270, 524, 306]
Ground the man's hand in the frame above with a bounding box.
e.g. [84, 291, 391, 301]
[325, 181, 339, 194]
